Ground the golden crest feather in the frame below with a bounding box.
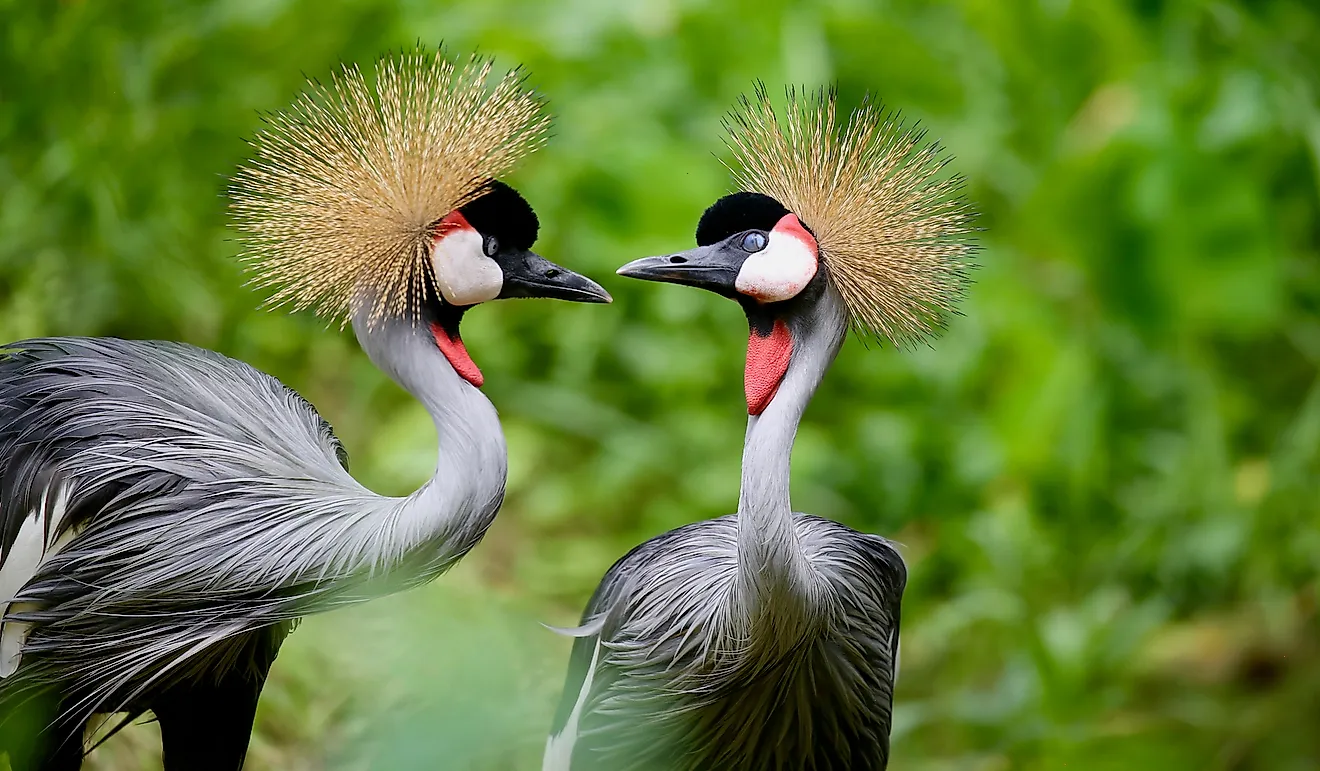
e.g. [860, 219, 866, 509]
[722, 83, 978, 346]
[229, 47, 551, 326]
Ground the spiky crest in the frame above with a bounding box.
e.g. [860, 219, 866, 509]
[722, 83, 977, 346]
[229, 46, 551, 326]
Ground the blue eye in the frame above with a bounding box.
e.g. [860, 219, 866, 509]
[740, 231, 768, 252]
[483, 235, 499, 257]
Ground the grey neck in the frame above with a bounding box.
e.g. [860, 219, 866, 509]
[350, 312, 508, 578]
[733, 283, 848, 630]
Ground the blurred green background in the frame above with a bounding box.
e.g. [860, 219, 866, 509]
[2, 0, 1319, 768]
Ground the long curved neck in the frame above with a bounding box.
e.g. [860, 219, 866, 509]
[351, 313, 508, 579]
[734, 285, 847, 629]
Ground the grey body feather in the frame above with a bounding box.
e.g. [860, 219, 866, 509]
[0, 317, 506, 725]
[552, 516, 903, 771]
[546, 284, 905, 771]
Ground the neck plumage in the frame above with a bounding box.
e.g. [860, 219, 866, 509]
[347, 313, 508, 583]
[733, 286, 847, 632]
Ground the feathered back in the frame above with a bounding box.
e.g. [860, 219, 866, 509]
[230, 47, 551, 326]
[722, 83, 978, 346]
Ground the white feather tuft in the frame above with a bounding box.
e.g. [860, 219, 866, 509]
[0, 485, 77, 678]
[542, 636, 600, 771]
[540, 615, 606, 639]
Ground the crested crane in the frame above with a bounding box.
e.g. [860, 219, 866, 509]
[543, 85, 977, 771]
[0, 49, 609, 770]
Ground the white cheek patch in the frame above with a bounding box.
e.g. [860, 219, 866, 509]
[431, 221, 503, 306]
[735, 220, 819, 302]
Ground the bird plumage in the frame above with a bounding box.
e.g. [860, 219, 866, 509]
[545, 86, 976, 769]
[0, 46, 608, 769]
[0, 335, 503, 725]
[547, 515, 904, 771]
[546, 280, 905, 771]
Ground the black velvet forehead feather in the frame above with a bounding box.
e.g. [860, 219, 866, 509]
[458, 179, 539, 250]
[695, 191, 791, 246]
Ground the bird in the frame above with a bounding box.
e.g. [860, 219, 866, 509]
[0, 48, 610, 771]
[542, 84, 978, 771]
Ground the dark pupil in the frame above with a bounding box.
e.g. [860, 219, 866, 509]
[483, 235, 499, 257]
[741, 231, 768, 253]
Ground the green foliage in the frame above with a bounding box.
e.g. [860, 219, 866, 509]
[2, 0, 1318, 768]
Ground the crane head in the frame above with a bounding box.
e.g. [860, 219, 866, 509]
[231, 48, 617, 330]
[434, 180, 612, 307]
[617, 191, 826, 415]
[616, 191, 820, 304]
[618, 83, 980, 412]
[421, 179, 610, 388]
[229, 48, 612, 391]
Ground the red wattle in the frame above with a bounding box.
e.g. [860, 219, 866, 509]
[435, 209, 475, 238]
[745, 319, 792, 416]
[772, 212, 818, 256]
[430, 322, 484, 388]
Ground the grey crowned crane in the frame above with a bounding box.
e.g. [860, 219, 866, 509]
[0, 50, 609, 770]
[543, 86, 977, 771]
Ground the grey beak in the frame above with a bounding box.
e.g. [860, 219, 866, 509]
[616, 244, 743, 297]
[500, 250, 612, 304]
